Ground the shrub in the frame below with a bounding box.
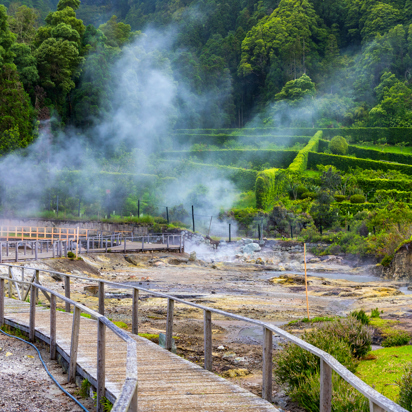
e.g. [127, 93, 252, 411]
[370, 308, 381, 318]
[334, 194, 346, 202]
[67, 251, 75, 259]
[288, 131, 322, 173]
[350, 309, 369, 325]
[289, 372, 369, 412]
[329, 136, 348, 155]
[350, 194, 366, 204]
[380, 254, 394, 267]
[301, 191, 317, 199]
[274, 325, 358, 389]
[382, 330, 411, 347]
[398, 363, 412, 411]
[319, 317, 372, 358]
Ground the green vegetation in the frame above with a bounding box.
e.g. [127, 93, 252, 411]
[399, 363, 412, 410]
[329, 136, 348, 156]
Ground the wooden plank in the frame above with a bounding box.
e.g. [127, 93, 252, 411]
[370, 401, 385, 412]
[262, 328, 272, 402]
[97, 319, 106, 412]
[68, 306, 81, 383]
[50, 294, 57, 360]
[204, 310, 212, 371]
[166, 298, 174, 351]
[320, 359, 332, 412]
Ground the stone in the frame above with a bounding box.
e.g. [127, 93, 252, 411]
[168, 257, 189, 265]
[222, 368, 250, 378]
[242, 243, 261, 254]
[83, 285, 98, 296]
[243, 238, 253, 244]
[217, 345, 225, 350]
[189, 251, 196, 261]
[255, 257, 264, 265]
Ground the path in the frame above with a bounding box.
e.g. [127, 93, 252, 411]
[2, 297, 277, 411]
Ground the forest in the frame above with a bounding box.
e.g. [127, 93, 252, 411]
[2, 0, 412, 265]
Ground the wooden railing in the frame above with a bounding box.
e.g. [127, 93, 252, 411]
[0, 270, 138, 412]
[0, 226, 91, 241]
[0, 263, 406, 412]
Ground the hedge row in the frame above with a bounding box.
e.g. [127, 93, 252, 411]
[374, 189, 411, 202]
[175, 128, 412, 145]
[255, 169, 286, 209]
[159, 160, 258, 191]
[336, 202, 378, 215]
[357, 178, 412, 194]
[288, 131, 322, 173]
[307, 152, 412, 176]
[172, 133, 311, 147]
[161, 149, 298, 169]
[347, 145, 412, 165]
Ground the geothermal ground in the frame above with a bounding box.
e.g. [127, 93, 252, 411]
[3, 240, 412, 411]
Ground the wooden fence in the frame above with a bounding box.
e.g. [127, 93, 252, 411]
[0, 262, 407, 412]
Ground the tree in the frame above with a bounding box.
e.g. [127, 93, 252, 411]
[275, 74, 315, 101]
[99, 15, 131, 48]
[8, 5, 39, 44]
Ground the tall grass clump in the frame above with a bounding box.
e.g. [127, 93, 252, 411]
[274, 317, 372, 411]
[398, 363, 412, 410]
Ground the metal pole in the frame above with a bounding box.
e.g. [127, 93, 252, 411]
[78, 198, 81, 217]
[166, 207, 169, 224]
[229, 224, 231, 242]
[192, 205, 195, 232]
[138, 200, 140, 218]
[56, 195, 59, 217]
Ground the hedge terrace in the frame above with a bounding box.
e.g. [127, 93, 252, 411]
[161, 149, 298, 169]
[255, 168, 285, 209]
[288, 131, 322, 173]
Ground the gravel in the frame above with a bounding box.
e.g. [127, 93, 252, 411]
[0, 332, 94, 412]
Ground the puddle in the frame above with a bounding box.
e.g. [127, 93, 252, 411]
[399, 287, 412, 295]
[236, 324, 288, 346]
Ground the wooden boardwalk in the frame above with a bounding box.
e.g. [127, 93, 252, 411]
[2, 297, 277, 411]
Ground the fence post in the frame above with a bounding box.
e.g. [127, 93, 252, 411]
[6, 241, 9, 256]
[8, 267, 12, 297]
[129, 385, 138, 412]
[320, 359, 332, 412]
[124, 237, 126, 253]
[15, 242, 18, 262]
[179, 235, 182, 253]
[35, 270, 40, 303]
[29, 284, 36, 342]
[0, 278, 4, 327]
[35, 242, 38, 261]
[0, 242, 2, 263]
[167, 236, 170, 249]
[105, 240, 108, 253]
[52, 242, 55, 258]
[98, 281, 104, 316]
[204, 310, 212, 371]
[262, 327, 273, 402]
[97, 318, 106, 412]
[369, 401, 385, 412]
[68, 306, 81, 383]
[87, 238, 90, 253]
[132, 289, 139, 334]
[142, 237, 144, 251]
[165, 298, 174, 351]
[50, 294, 56, 360]
[64, 276, 70, 313]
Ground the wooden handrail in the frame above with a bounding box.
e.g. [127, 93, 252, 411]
[0, 262, 407, 412]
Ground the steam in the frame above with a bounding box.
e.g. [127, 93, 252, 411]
[0, 24, 238, 233]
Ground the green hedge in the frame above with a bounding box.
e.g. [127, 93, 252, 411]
[357, 178, 412, 195]
[374, 189, 411, 202]
[336, 202, 378, 215]
[173, 133, 311, 147]
[161, 149, 298, 169]
[159, 160, 257, 191]
[255, 168, 285, 209]
[307, 152, 412, 176]
[173, 128, 318, 136]
[288, 131, 322, 173]
[346, 145, 412, 165]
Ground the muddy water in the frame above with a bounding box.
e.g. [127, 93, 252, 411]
[263, 271, 382, 283]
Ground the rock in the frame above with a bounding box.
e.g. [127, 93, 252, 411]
[243, 238, 253, 244]
[217, 345, 225, 350]
[308, 258, 320, 263]
[255, 257, 264, 265]
[50, 272, 63, 281]
[408, 285, 412, 290]
[124, 255, 139, 266]
[153, 261, 165, 267]
[242, 243, 261, 254]
[222, 368, 250, 378]
[168, 257, 189, 265]
[83, 285, 99, 296]
[189, 251, 196, 261]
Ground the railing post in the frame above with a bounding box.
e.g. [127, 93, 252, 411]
[65, 276, 70, 313]
[166, 298, 174, 351]
[29, 284, 36, 342]
[8, 267, 12, 297]
[87, 238, 90, 253]
[142, 237, 144, 251]
[105, 239, 107, 253]
[98, 281, 104, 315]
[15, 242, 18, 262]
[0, 242, 2, 262]
[97, 318, 106, 412]
[124, 237, 127, 253]
[35, 241, 38, 261]
[68, 306, 81, 383]
[262, 327, 273, 402]
[52, 241, 55, 258]
[369, 401, 385, 412]
[132, 289, 139, 334]
[50, 294, 57, 360]
[167, 236, 169, 249]
[35, 270, 40, 303]
[129, 384, 138, 412]
[204, 310, 212, 371]
[320, 359, 332, 412]
[0, 278, 4, 327]
[6, 241, 9, 256]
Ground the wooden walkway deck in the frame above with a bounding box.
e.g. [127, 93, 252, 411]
[2, 297, 278, 411]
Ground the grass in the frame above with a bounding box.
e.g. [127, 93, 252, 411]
[288, 316, 337, 325]
[233, 191, 256, 209]
[357, 346, 412, 400]
[354, 143, 412, 155]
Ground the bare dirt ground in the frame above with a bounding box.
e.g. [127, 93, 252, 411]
[2, 245, 412, 411]
[0, 331, 94, 412]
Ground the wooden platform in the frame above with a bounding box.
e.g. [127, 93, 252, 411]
[2, 298, 278, 411]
